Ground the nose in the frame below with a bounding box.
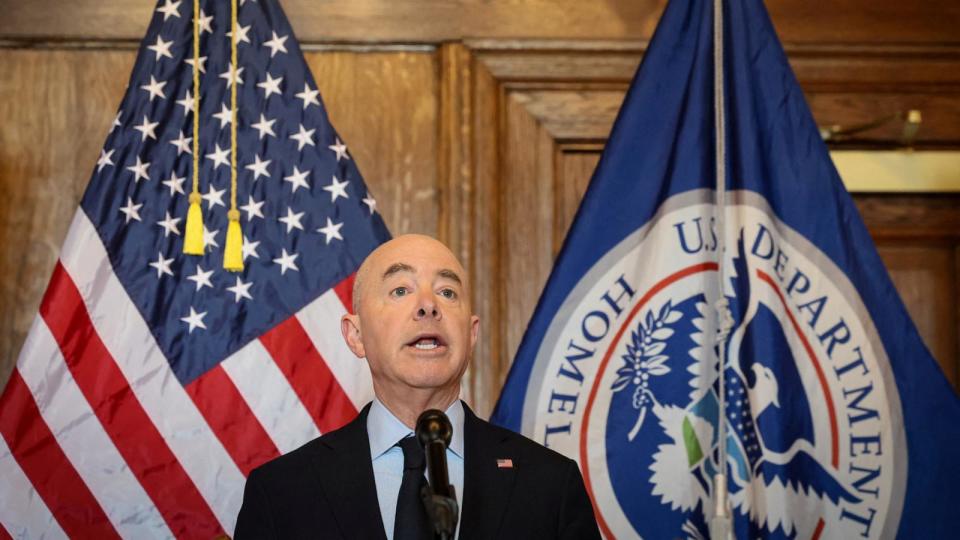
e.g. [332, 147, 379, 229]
[414, 292, 441, 321]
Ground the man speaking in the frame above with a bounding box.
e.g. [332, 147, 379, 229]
[234, 234, 601, 539]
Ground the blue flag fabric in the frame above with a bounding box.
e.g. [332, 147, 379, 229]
[491, 0, 960, 538]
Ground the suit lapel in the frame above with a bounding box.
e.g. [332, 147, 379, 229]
[309, 404, 388, 540]
[459, 403, 517, 540]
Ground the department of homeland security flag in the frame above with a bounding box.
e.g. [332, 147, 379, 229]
[0, 0, 389, 537]
[492, 0, 960, 538]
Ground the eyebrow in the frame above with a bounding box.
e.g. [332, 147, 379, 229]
[381, 263, 463, 286]
[437, 268, 463, 286]
[382, 263, 415, 280]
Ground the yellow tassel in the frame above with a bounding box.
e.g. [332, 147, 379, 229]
[224, 209, 244, 272]
[183, 192, 205, 255]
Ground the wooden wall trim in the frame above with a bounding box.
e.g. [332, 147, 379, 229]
[466, 40, 960, 148]
[444, 43, 509, 416]
[470, 40, 960, 84]
[438, 43, 483, 406]
[855, 195, 960, 240]
[3, 1, 958, 45]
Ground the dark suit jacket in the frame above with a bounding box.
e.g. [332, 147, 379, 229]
[234, 402, 601, 539]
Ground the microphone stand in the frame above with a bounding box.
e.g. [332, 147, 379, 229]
[420, 484, 458, 540]
[417, 410, 459, 540]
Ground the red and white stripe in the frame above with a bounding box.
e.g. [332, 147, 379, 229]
[0, 209, 374, 538]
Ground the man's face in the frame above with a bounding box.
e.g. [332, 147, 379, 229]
[342, 235, 480, 397]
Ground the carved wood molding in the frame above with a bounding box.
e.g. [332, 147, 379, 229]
[440, 42, 650, 415]
[855, 194, 960, 239]
[468, 39, 960, 148]
[4, 1, 959, 44]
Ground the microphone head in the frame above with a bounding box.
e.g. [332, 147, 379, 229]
[416, 409, 452, 447]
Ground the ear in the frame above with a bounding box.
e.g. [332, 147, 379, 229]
[341, 313, 365, 358]
[469, 314, 480, 350]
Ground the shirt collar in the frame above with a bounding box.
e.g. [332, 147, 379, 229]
[446, 399, 465, 459]
[367, 398, 465, 460]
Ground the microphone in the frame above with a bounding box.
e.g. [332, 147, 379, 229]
[415, 409, 458, 538]
[415, 409, 454, 498]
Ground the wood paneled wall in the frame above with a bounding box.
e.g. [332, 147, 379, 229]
[1, 0, 958, 417]
[0, 49, 137, 391]
[0, 46, 443, 402]
[441, 41, 960, 413]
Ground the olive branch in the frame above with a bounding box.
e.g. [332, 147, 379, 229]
[610, 300, 682, 441]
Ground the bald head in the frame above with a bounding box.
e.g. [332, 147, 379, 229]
[352, 234, 470, 314]
[340, 234, 480, 422]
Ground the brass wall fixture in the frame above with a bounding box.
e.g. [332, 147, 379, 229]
[820, 109, 923, 147]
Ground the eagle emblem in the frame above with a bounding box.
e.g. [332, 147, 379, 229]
[611, 235, 861, 539]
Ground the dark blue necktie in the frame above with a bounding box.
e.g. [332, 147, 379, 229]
[394, 436, 432, 540]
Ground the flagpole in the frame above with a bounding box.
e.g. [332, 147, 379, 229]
[710, 0, 734, 537]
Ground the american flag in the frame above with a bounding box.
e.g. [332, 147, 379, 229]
[0, 0, 389, 537]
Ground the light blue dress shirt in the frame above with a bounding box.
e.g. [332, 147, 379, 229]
[368, 398, 464, 540]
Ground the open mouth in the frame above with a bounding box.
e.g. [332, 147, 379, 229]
[408, 335, 445, 351]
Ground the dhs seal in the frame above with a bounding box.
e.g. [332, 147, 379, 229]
[520, 190, 906, 539]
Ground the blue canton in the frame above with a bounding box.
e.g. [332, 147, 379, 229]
[81, 0, 390, 385]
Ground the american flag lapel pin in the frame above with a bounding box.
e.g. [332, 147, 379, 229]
[496, 458, 513, 469]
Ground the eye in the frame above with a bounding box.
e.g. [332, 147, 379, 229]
[439, 288, 457, 300]
[391, 286, 409, 298]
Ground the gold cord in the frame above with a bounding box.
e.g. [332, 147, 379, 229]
[223, 0, 244, 271]
[183, 0, 205, 255]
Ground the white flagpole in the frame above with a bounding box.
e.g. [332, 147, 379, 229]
[710, 0, 734, 537]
